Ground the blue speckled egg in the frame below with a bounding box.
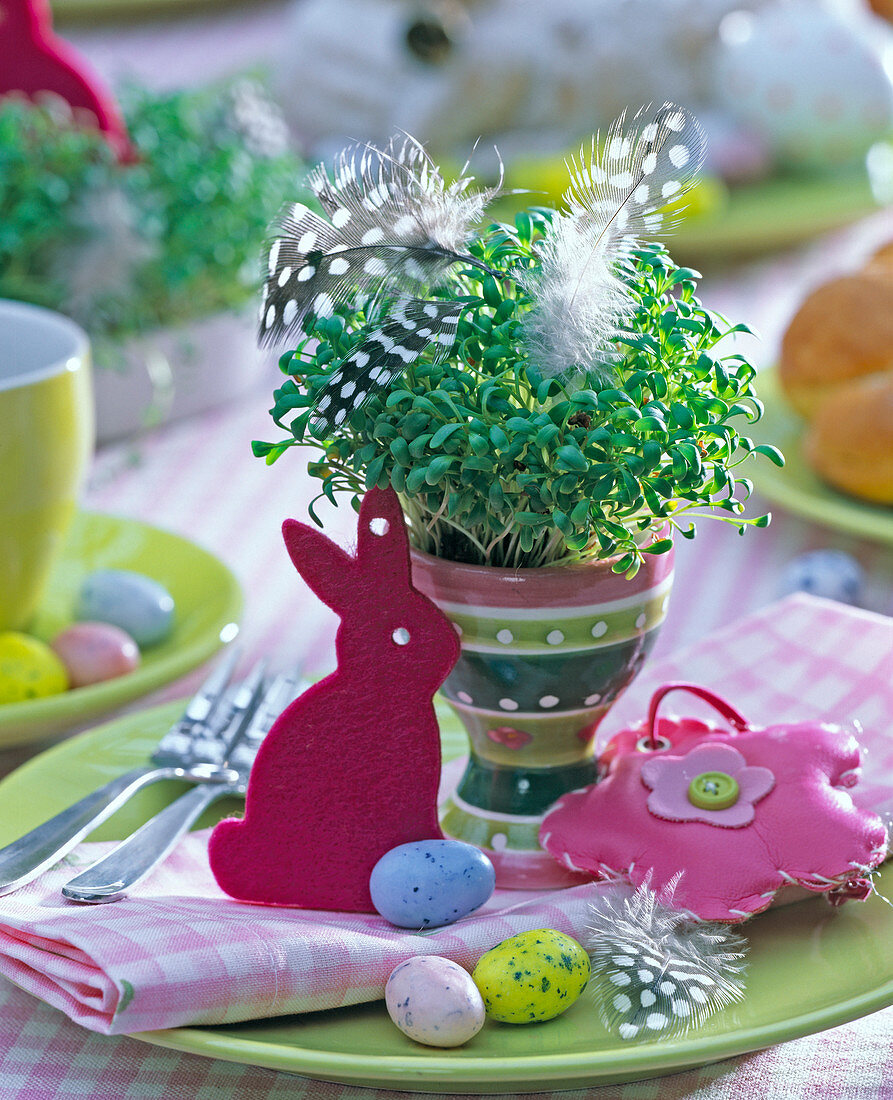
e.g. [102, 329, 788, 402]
[370, 840, 495, 929]
[77, 569, 175, 647]
[779, 550, 863, 606]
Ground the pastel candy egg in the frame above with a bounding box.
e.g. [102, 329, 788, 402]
[77, 570, 175, 647]
[385, 956, 485, 1047]
[370, 840, 495, 928]
[0, 632, 68, 704]
[51, 623, 140, 688]
[779, 550, 863, 605]
[472, 928, 590, 1024]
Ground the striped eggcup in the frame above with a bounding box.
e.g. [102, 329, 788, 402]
[411, 545, 674, 888]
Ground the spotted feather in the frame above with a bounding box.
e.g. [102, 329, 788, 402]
[587, 879, 746, 1040]
[309, 297, 462, 434]
[259, 136, 495, 347]
[521, 102, 707, 380]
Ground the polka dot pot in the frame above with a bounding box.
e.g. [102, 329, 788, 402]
[410, 544, 674, 888]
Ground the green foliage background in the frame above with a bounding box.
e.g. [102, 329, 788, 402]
[0, 84, 301, 341]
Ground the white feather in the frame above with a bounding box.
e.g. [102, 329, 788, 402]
[521, 102, 707, 379]
[587, 877, 747, 1040]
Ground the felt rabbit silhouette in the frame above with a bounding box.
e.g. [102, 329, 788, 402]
[209, 486, 461, 911]
[0, 0, 131, 159]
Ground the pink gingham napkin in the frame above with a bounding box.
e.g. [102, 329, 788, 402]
[0, 840, 623, 1035]
[1, 594, 892, 1036]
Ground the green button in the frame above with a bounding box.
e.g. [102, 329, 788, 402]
[688, 771, 739, 810]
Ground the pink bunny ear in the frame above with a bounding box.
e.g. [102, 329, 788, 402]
[354, 486, 412, 584]
[282, 518, 357, 614]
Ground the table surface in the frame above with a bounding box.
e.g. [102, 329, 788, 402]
[4, 8, 893, 1097]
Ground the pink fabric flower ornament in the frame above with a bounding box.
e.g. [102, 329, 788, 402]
[540, 684, 889, 922]
[641, 742, 774, 828]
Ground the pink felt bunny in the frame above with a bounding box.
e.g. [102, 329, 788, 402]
[209, 487, 460, 911]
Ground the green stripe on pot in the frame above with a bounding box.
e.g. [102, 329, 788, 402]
[441, 629, 660, 713]
[440, 796, 545, 852]
[452, 756, 598, 816]
[444, 575, 673, 653]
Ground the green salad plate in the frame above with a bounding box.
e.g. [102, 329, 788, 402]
[0, 512, 241, 749]
[0, 698, 890, 1093]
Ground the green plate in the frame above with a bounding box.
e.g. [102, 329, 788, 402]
[0, 512, 241, 749]
[669, 163, 888, 265]
[51, 0, 249, 22]
[1, 702, 890, 1093]
[749, 368, 893, 544]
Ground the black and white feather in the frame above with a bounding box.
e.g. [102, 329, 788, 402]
[309, 296, 463, 432]
[521, 102, 707, 380]
[587, 879, 746, 1041]
[260, 135, 493, 350]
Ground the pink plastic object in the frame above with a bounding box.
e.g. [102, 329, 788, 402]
[209, 487, 461, 911]
[540, 683, 889, 922]
[0, 0, 131, 159]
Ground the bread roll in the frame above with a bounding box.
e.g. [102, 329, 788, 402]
[804, 373, 893, 505]
[867, 0, 893, 24]
[866, 239, 893, 273]
[779, 272, 893, 419]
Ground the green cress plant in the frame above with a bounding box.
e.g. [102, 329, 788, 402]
[0, 82, 301, 343]
[258, 211, 782, 575]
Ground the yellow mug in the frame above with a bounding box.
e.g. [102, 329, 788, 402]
[0, 300, 94, 632]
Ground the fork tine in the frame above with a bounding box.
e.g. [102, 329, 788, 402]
[151, 647, 243, 768]
[242, 668, 303, 744]
[219, 662, 268, 757]
[181, 647, 241, 725]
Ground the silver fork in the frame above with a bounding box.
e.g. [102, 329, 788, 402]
[0, 649, 247, 896]
[61, 669, 301, 903]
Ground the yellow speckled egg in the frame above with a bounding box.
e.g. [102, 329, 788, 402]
[472, 928, 590, 1024]
[0, 632, 69, 704]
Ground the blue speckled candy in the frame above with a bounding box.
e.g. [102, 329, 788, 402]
[370, 840, 495, 929]
[779, 550, 863, 606]
[77, 569, 175, 647]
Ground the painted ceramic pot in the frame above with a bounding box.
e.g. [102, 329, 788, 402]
[411, 545, 674, 888]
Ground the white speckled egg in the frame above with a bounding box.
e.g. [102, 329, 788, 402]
[385, 956, 485, 1047]
[711, 1, 893, 169]
[51, 622, 140, 687]
[77, 570, 175, 647]
[370, 840, 495, 928]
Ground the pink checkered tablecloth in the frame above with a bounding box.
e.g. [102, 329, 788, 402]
[1, 8, 892, 1094]
[2, 231, 893, 1096]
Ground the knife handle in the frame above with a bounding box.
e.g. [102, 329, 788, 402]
[0, 765, 171, 895]
[61, 782, 231, 903]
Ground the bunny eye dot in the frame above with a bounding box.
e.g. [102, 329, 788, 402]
[369, 518, 389, 536]
[392, 627, 411, 646]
